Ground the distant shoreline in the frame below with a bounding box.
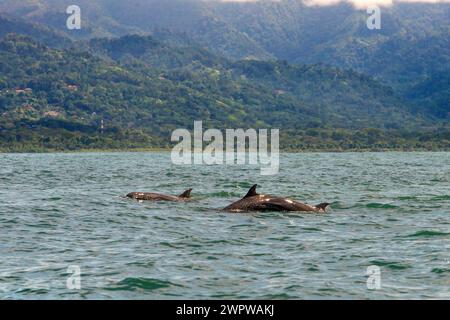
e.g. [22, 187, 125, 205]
[1, 147, 449, 154]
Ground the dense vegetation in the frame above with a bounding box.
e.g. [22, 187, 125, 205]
[0, 13, 72, 48]
[3, 2, 449, 74]
[0, 33, 448, 152]
[1, 0, 447, 121]
[0, 1, 448, 152]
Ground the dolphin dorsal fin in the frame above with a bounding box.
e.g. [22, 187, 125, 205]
[178, 189, 192, 198]
[244, 184, 259, 198]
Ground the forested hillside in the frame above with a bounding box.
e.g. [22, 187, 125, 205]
[0, 34, 448, 152]
[0, 1, 448, 151]
[1, 0, 447, 121]
[0, 13, 72, 48]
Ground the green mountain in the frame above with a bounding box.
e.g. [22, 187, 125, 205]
[0, 13, 72, 48]
[406, 71, 450, 119]
[0, 0, 448, 151]
[85, 34, 223, 71]
[1, 34, 447, 151]
[1, 0, 447, 121]
[3, 1, 448, 76]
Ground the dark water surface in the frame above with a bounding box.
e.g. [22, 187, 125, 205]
[0, 152, 449, 299]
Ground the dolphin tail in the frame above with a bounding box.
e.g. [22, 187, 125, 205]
[178, 188, 193, 198]
[316, 203, 330, 211]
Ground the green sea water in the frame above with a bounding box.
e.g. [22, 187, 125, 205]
[0, 152, 449, 299]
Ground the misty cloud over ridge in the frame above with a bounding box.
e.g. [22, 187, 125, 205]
[216, 0, 450, 8]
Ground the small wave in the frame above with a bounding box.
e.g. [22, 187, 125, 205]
[406, 230, 450, 238]
[152, 216, 167, 221]
[267, 236, 292, 241]
[36, 197, 63, 201]
[395, 196, 418, 201]
[261, 293, 296, 299]
[159, 241, 180, 249]
[430, 195, 450, 201]
[34, 208, 61, 213]
[15, 288, 49, 295]
[242, 252, 271, 257]
[306, 265, 320, 272]
[431, 268, 450, 274]
[125, 261, 155, 268]
[318, 287, 340, 293]
[207, 239, 233, 244]
[369, 260, 411, 270]
[107, 277, 180, 291]
[301, 227, 323, 232]
[366, 203, 399, 209]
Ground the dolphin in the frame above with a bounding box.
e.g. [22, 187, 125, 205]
[126, 188, 192, 202]
[223, 185, 330, 213]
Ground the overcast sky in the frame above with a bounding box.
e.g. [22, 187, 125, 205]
[217, 0, 450, 8]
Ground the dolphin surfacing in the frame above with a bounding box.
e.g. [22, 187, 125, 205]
[223, 185, 330, 213]
[127, 188, 192, 202]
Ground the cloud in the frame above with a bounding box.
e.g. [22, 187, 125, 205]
[304, 0, 450, 8]
[217, 0, 267, 2]
[216, 0, 450, 7]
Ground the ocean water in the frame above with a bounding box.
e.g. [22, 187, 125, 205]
[0, 152, 449, 300]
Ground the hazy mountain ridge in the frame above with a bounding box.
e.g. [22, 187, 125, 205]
[0, 1, 448, 151]
[1, 0, 448, 119]
[0, 13, 72, 48]
[2, 1, 447, 71]
[1, 33, 416, 129]
[2, 33, 446, 151]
